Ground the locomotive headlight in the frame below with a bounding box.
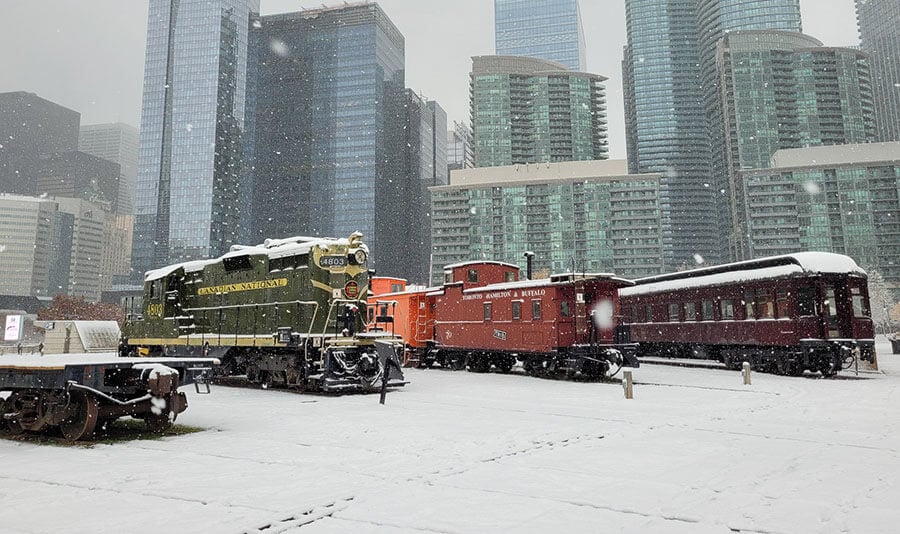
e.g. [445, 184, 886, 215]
[351, 249, 367, 265]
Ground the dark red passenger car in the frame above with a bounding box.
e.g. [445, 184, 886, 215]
[427, 261, 637, 377]
[619, 252, 877, 376]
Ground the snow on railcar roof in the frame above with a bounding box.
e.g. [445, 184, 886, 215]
[621, 252, 866, 297]
[462, 273, 633, 294]
[145, 233, 367, 280]
[442, 260, 521, 270]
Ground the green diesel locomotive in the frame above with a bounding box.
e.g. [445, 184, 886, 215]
[121, 232, 405, 393]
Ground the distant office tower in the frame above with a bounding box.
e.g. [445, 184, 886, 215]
[388, 91, 448, 283]
[0, 92, 80, 195]
[623, 0, 802, 268]
[431, 160, 662, 285]
[34, 152, 121, 212]
[856, 0, 900, 142]
[738, 142, 900, 288]
[448, 121, 474, 175]
[0, 194, 107, 300]
[249, 4, 407, 276]
[718, 31, 876, 258]
[471, 56, 607, 168]
[79, 123, 139, 215]
[133, 0, 259, 278]
[494, 0, 586, 70]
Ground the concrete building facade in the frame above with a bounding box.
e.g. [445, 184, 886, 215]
[430, 160, 662, 285]
[738, 142, 900, 290]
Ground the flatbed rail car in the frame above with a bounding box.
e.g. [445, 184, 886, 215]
[0, 354, 218, 440]
[619, 252, 876, 376]
[428, 261, 639, 378]
[121, 232, 405, 393]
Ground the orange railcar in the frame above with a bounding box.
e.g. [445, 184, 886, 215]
[368, 277, 435, 366]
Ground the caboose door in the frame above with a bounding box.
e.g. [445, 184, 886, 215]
[573, 282, 591, 344]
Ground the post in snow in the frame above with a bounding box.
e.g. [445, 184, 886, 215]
[623, 370, 634, 399]
[742, 362, 751, 385]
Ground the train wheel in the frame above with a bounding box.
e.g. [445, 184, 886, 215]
[496, 357, 514, 374]
[59, 390, 99, 441]
[2, 392, 26, 435]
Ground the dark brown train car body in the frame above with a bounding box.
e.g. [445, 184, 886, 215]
[428, 261, 637, 377]
[619, 252, 876, 376]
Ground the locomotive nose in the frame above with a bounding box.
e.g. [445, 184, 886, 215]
[358, 352, 378, 375]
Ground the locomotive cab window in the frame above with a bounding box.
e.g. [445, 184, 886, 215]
[224, 255, 253, 272]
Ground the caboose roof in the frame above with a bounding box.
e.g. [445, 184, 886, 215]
[620, 252, 866, 297]
[460, 273, 633, 294]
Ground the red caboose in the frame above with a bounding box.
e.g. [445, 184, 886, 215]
[429, 261, 637, 377]
[368, 277, 435, 366]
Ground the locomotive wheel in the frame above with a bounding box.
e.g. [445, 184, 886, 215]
[59, 390, 99, 441]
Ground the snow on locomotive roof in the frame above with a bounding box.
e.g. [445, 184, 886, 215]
[145, 234, 367, 281]
[620, 252, 865, 297]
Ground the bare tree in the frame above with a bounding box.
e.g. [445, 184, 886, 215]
[867, 270, 895, 335]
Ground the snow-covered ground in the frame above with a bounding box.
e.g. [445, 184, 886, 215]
[1, 338, 899, 534]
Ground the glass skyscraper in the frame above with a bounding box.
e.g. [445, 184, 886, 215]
[718, 31, 876, 258]
[133, 0, 259, 277]
[856, 0, 900, 142]
[249, 4, 408, 277]
[494, 0, 587, 71]
[471, 55, 608, 168]
[623, 0, 803, 268]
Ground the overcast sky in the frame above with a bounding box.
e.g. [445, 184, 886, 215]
[0, 0, 859, 159]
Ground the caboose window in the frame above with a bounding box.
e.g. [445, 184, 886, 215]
[744, 291, 756, 319]
[468, 269, 478, 283]
[776, 290, 790, 318]
[505, 271, 515, 282]
[684, 302, 696, 321]
[532, 300, 542, 320]
[758, 289, 775, 319]
[851, 287, 870, 317]
[798, 286, 817, 316]
[668, 303, 679, 322]
[561, 301, 571, 317]
[444, 272, 454, 284]
[720, 300, 735, 320]
[512, 301, 522, 320]
[483, 302, 492, 321]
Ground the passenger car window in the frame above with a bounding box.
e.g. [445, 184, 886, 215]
[797, 286, 817, 316]
[851, 287, 870, 317]
[668, 303, 679, 322]
[720, 299, 734, 320]
[702, 300, 714, 320]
